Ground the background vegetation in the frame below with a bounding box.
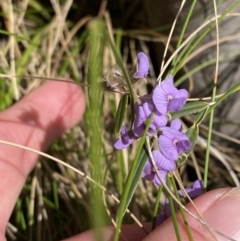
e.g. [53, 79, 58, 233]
[0, 0, 240, 240]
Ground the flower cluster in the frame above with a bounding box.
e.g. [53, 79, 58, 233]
[114, 52, 192, 186]
[156, 180, 204, 226]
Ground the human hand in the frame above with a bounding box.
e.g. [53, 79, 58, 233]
[0, 81, 85, 241]
[0, 81, 240, 241]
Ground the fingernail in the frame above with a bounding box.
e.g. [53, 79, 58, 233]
[200, 187, 240, 241]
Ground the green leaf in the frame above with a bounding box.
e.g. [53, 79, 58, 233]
[115, 94, 129, 133]
[126, 146, 148, 207]
[169, 101, 208, 119]
[186, 124, 199, 150]
[113, 113, 154, 241]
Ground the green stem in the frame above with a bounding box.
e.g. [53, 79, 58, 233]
[173, 1, 240, 76]
[166, 176, 182, 241]
[113, 113, 154, 241]
[171, 176, 194, 241]
[152, 185, 163, 230]
[171, 0, 197, 69]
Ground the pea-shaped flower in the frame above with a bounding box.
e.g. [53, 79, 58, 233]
[159, 128, 192, 161]
[114, 126, 135, 149]
[142, 150, 176, 186]
[152, 75, 188, 115]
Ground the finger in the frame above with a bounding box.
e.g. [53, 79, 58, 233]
[67, 188, 240, 241]
[143, 187, 240, 241]
[0, 80, 85, 233]
[62, 223, 152, 241]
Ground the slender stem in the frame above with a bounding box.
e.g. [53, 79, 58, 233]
[171, 0, 197, 69]
[171, 177, 194, 241]
[166, 176, 182, 241]
[152, 185, 163, 230]
[203, 0, 220, 190]
[113, 113, 154, 241]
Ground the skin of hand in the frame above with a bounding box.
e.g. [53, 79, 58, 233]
[0, 81, 240, 241]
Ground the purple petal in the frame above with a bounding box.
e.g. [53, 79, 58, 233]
[142, 161, 156, 182]
[193, 180, 204, 189]
[154, 169, 167, 186]
[152, 76, 178, 114]
[114, 137, 134, 149]
[152, 113, 168, 128]
[178, 89, 188, 99]
[162, 128, 189, 141]
[132, 104, 147, 137]
[114, 126, 135, 149]
[168, 97, 187, 112]
[177, 140, 192, 153]
[133, 52, 149, 78]
[178, 180, 204, 199]
[119, 126, 129, 143]
[159, 135, 179, 161]
[170, 119, 182, 131]
[178, 187, 204, 199]
[160, 76, 178, 97]
[143, 101, 154, 117]
[152, 150, 176, 171]
[152, 85, 168, 114]
[132, 123, 145, 137]
[188, 189, 205, 199]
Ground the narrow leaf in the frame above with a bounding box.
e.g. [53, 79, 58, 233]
[169, 101, 208, 119]
[113, 113, 154, 241]
[115, 94, 129, 133]
[186, 125, 199, 151]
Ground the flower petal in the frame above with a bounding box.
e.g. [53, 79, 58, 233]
[133, 52, 149, 78]
[178, 89, 188, 99]
[152, 75, 178, 114]
[159, 135, 179, 161]
[120, 126, 129, 144]
[154, 170, 167, 186]
[168, 97, 187, 112]
[143, 101, 154, 117]
[114, 137, 134, 149]
[170, 119, 182, 131]
[133, 104, 147, 137]
[152, 150, 176, 171]
[193, 180, 204, 189]
[152, 113, 168, 128]
[152, 85, 168, 114]
[132, 123, 145, 137]
[142, 161, 154, 181]
[177, 140, 192, 153]
[162, 128, 189, 141]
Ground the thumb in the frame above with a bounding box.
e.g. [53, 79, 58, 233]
[144, 187, 240, 241]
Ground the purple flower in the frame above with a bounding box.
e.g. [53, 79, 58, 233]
[133, 52, 149, 79]
[159, 128, 191, 161]
[152, 75, 188, 114]
[178, 180, 204, 199]
[132, 101, 168, 137]
[142, 150, 176, 186]
[114, 126, 135, 149]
